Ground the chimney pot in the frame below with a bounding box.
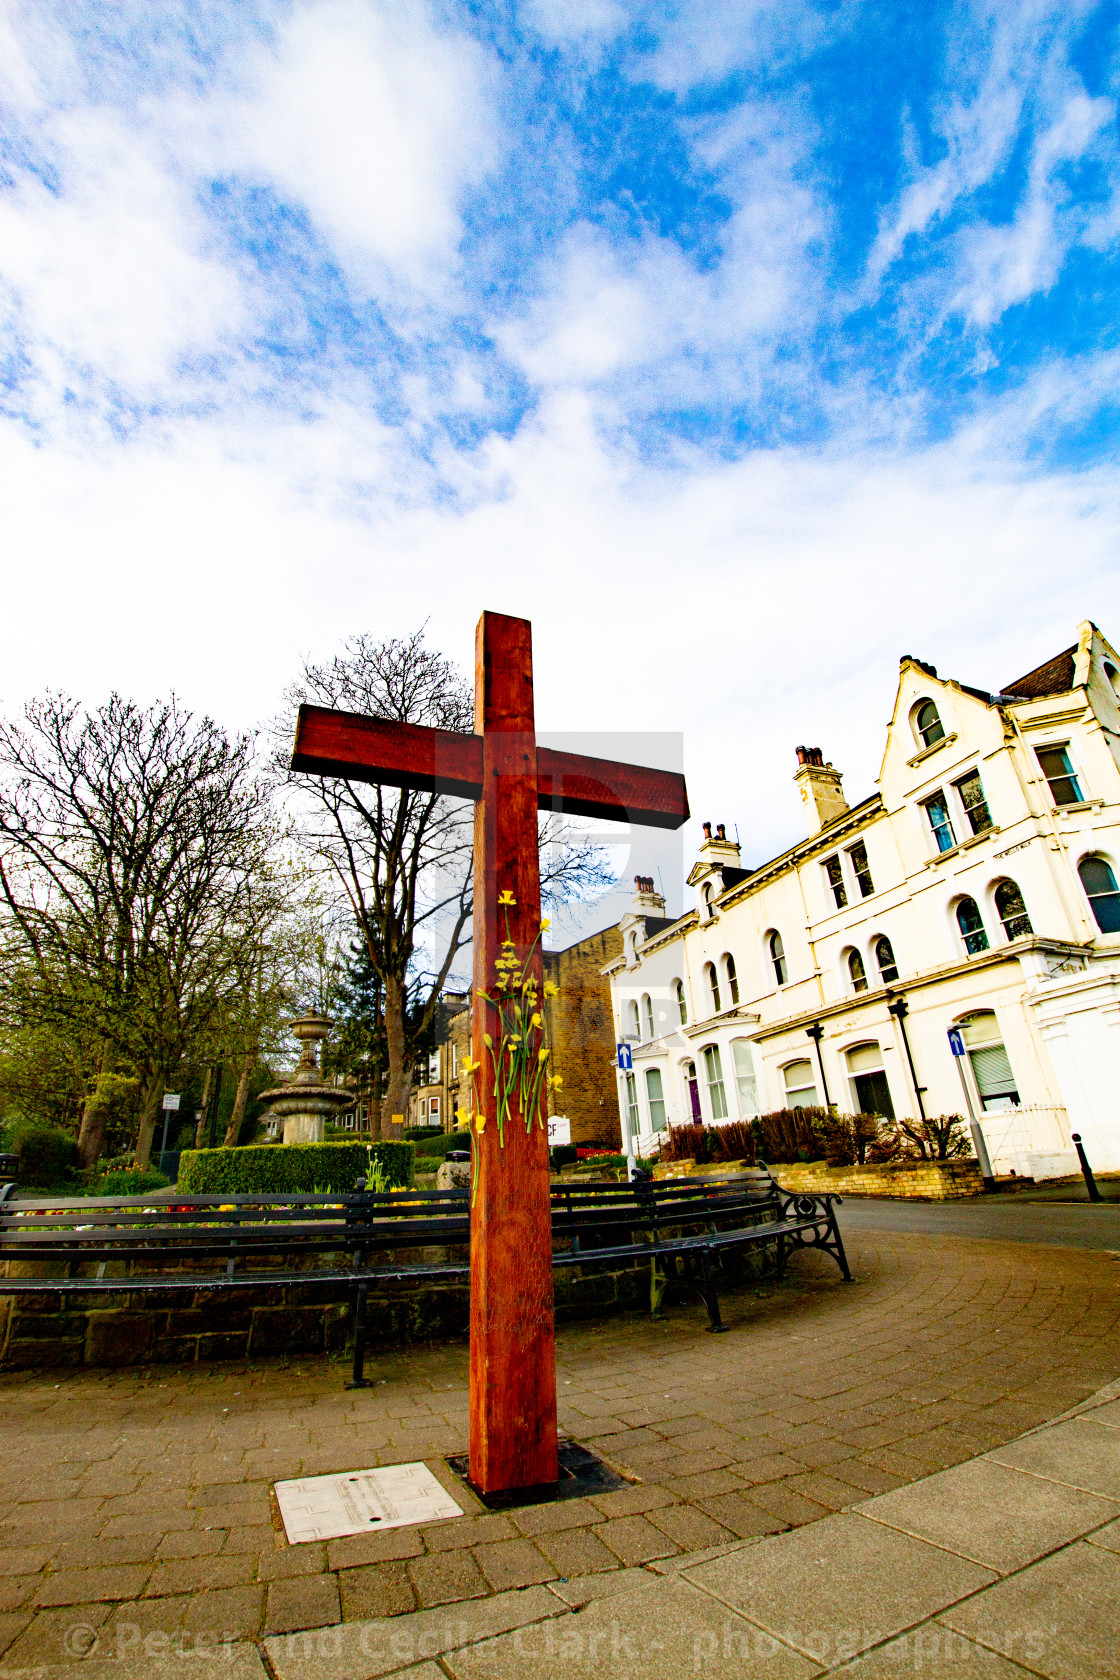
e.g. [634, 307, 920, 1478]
[702, 821, 712, 840]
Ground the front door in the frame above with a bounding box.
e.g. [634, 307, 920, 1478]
[685, 1062, 701, 1120]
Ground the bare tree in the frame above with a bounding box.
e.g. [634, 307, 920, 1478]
[0, 694, 280, 1166]
[281, 628, 612, 1135]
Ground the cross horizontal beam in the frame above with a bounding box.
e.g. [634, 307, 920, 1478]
[291, 704, 689, 830]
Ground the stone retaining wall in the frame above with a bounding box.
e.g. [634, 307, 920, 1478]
[0, 1238, 774, 1369]
[771, 1159, 983, 1200]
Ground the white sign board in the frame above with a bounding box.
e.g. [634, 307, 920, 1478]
[548, 1114, 571, 1147]
[161, 1093, 181, 1111]
[275, 1463, 463, 1544]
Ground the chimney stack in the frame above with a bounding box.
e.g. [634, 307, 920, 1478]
[632, 874, 666, 913]
[794, 747, 849, 834]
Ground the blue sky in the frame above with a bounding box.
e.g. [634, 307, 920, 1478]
[2, 0, 1119, 921]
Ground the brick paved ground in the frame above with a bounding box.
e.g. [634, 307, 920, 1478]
[0, 1229, 1118, 1667]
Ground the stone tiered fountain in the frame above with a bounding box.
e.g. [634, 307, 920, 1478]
[257, 1014, 355, 1144]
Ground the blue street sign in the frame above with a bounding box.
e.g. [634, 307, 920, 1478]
[617, 1043, 633, 1071]
[947, 1027, 966, 1058]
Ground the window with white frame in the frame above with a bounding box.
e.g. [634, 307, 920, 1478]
[874, 934, 899, 983]
[846, 1042, 894, 1119]
[915, 699, 945, 749]
[960, 1011, 1019, 1110]
[702, 1044, 728, 1119]
[428, 1050, 440, 1083]
[704, 962, 721, 1013]
[848, 949, 868, 993]
[956, 896, 989, 954]
[994, 879, 1033, 941]
[724, 952, 739, 1005]
[924, 791, 956, 853]
[768, 931, 787, 986]
[783, 1059, 818, 1109]
[848, 839, 874, 897]
[642, 993, 654, 1040]
[702, 881, 715, 918]
[645, 1067, 667, 1132]
[731, 1039, 759, 1116]
[1036, 744, 1083, 807]
[674, 979, 688, 1025]
[823, 854, 847, 909]
[428, 1096, 441, 1124]
[1079, 856, 1120, 932]
[626, 999, 640, 1039]
[954, 769, 993, 836]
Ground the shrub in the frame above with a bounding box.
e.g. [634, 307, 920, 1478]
[708, 1121, 757, 1165]
[752, 1108, 831, 1164]
[99, 1168, 171, 1196]
[660, 1123, 716, 1164]
[888, 1114, 971, 1161]
[177, 1140, 414, 1195]
[7, 1121, 78, 1186]
[411, 1132, 462, 1162]
[549, 1144, 578, 1170]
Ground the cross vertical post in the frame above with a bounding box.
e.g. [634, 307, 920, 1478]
[469, 611, 559, 1494]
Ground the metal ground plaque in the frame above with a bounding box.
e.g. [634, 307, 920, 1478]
[275, 1463, 463, 1544]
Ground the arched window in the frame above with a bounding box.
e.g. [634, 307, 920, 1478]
[848, 949, 868, 993]
[644, 1067, 667, 1133]
[915, 700, 945, 749]
[846, 1042, 895, 1119]
[1079, 856, 1120, 933]
[783, 1059, 818, 1109]
[956, 897, 989, 955]
[626, 999, 640, 1039]
[642, 994, 654, 1040]
[769, 931, 787, 986]
[674, 979, 688, 1025]
[731, 1040, 758, 1116]
[704, 962, 721, 1013]
[702, 1045, 728, 1120]
[994, 880, 1033, 941]
[724, 953, 739, 1005]
[1104, 661, 1120, 699]
[960, 1011, 1019, 1110]
[874, 935, 899, 983]
[702, 882, 715, 918]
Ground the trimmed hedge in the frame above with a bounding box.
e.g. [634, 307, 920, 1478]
[177, 1140, 414, 1195]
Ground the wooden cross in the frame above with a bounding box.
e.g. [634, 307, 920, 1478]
[291, 610, 689, 1493]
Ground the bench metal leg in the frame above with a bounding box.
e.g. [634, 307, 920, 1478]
[346, 1282, 373, 1390]
[774, 1232, 787, 1281]
[700, 1250, 727, 1332]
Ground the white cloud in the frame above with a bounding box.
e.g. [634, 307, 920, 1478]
[0, 106, 246, 401]
[204, 0, 497, 290]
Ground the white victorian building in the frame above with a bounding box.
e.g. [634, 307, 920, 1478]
[605, 621, 1120, 1179]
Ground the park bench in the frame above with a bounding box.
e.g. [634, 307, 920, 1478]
[0, 1168, 849, 1385]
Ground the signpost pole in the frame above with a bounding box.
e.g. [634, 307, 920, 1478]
[617, 1044, 636, 1179]
[947, 1030, 995, 1191]
[159, 1093, 181, 1176]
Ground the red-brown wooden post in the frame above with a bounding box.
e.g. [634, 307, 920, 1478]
[469, 611, 559, 1494]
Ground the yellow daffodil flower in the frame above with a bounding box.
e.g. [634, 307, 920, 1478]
[543, 981, 559, 998]
[540, 917, 550, 932]
[530, 1012, 542, 1029]
[498, 890, 516, 906]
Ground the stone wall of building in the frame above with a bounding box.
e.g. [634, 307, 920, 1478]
[543, 926, 624, 1148]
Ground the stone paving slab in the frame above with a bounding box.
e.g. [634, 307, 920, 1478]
[939, 1542, 1120, 1680]
[443, 1575, 820, 1680]
[853, 1457, 1120, 1573]
[986, 1417, 1120, 1499]
[683, 1513, 997, 1664]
